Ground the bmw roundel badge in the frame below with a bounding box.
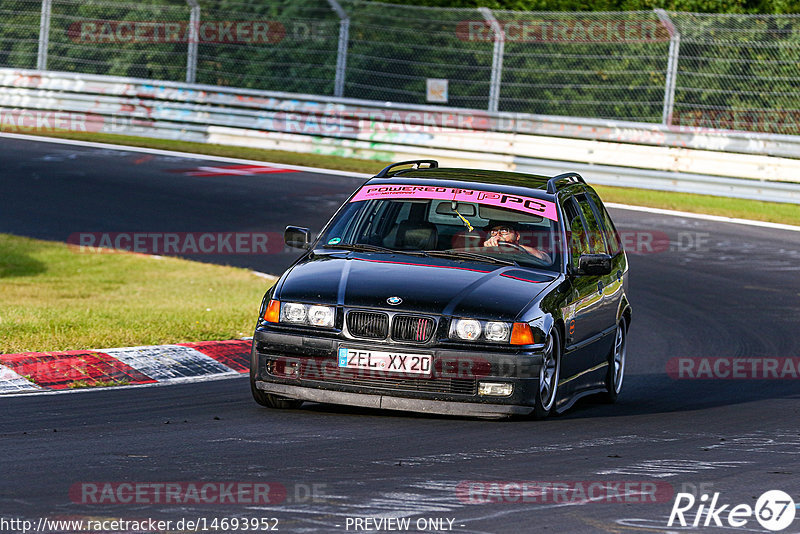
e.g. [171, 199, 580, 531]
[387, 296, 403, 305]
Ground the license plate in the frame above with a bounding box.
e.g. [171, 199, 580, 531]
[338, 347, 432, 376]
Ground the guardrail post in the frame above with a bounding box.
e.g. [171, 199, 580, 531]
[37, 0, 52, 70]
[326, 0, 349, 98]
[186, 0, 200, 84]
[479, 8, 504, 113]
[655, 9, 680, 126]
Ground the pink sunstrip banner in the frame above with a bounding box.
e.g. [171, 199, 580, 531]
[350, 184, 559, 221]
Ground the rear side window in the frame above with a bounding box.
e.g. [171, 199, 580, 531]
[588, 192, 621, 255]
[562, 197, 590, 271]
[575, 194, 609, 255]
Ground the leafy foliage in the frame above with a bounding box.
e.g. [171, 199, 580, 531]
[1, 0, 797, 131]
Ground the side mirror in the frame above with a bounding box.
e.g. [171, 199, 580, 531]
[284, 226, 311, 249]
[577, 254, 612, 276]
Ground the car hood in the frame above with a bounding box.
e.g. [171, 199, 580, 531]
[276, 252, 558, 321]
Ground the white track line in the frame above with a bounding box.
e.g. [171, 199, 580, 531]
[251, 270, 276, 280]
[0, 132, 371, 178]
[3, 132, 798, 233]
[0, 372, 246, 398]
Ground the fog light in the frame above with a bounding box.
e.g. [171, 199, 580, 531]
[478, 382, 513, 396]
[285, 360, 300, 377]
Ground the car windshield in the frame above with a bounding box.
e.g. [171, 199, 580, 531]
[318, 195, 563, 272]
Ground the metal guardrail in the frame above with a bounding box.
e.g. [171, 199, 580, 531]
[515, 158, 800, 204]
[1, 68, 799, 204]
[3, 69, 800, 159]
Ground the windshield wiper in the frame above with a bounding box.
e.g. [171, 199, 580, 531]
[423, 250, 517, 266]
[322, 243, 427, 256]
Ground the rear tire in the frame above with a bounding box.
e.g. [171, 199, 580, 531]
[533, 328, 561, 419]
[250, 343, 303, 409]
[601, 320, 627, 403]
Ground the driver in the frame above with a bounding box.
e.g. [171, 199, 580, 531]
[483, 220, 549, 262]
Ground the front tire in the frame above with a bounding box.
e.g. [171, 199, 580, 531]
[533, 328, 561, 419]
[601, 320, 627, 403]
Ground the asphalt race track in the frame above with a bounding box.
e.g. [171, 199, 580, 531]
[1, 136, 799, 533]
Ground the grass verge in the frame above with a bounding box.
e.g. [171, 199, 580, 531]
[0, 233, 274, 354]
[21, 131, 800, 226]
[29, 130, 389, 175]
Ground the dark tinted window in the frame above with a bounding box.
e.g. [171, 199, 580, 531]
[588, 192, 621, 255]
[319, 198, 563, 272]
[575, 194, 609, 255]
[562, 197, 590, 271]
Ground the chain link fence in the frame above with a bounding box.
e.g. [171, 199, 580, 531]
[341, 2, 493, 110]
[195, 0, 340, 94]
[669, 12, 800, 134]
[489, 8, 670, 121]
[0, 0, 42, 69]
[47, 0, 191, 81]
[1, 0, 798, 134]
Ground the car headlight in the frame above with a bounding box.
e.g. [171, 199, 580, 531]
[454, 319, 482, 341]
[268, 301, 336, 328]
[307, 305, 335, 327]
[485, 321, 511, 342]
[450, 319, 512, 343]
[281, 302, 308, 323]
[449, 318, 534, 344]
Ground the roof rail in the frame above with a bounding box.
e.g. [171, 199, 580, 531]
[546, 172, 585, 194]
[375, 159, 439, 178]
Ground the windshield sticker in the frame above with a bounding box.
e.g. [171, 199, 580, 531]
[327, 237, 342, 245]
[350, 184, 558, 221]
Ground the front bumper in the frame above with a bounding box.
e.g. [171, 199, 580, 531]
[252, 327, 546, 418]
[255, 381, 532, 418]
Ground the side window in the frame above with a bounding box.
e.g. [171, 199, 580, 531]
[588, 193, 621, 255]
[575, 194, 609, 255]
[562, 197, 590, 271]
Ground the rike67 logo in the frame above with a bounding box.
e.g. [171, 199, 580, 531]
[668, 490, 796, 531]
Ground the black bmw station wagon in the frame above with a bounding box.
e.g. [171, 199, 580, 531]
[251, 160, 631, 418]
